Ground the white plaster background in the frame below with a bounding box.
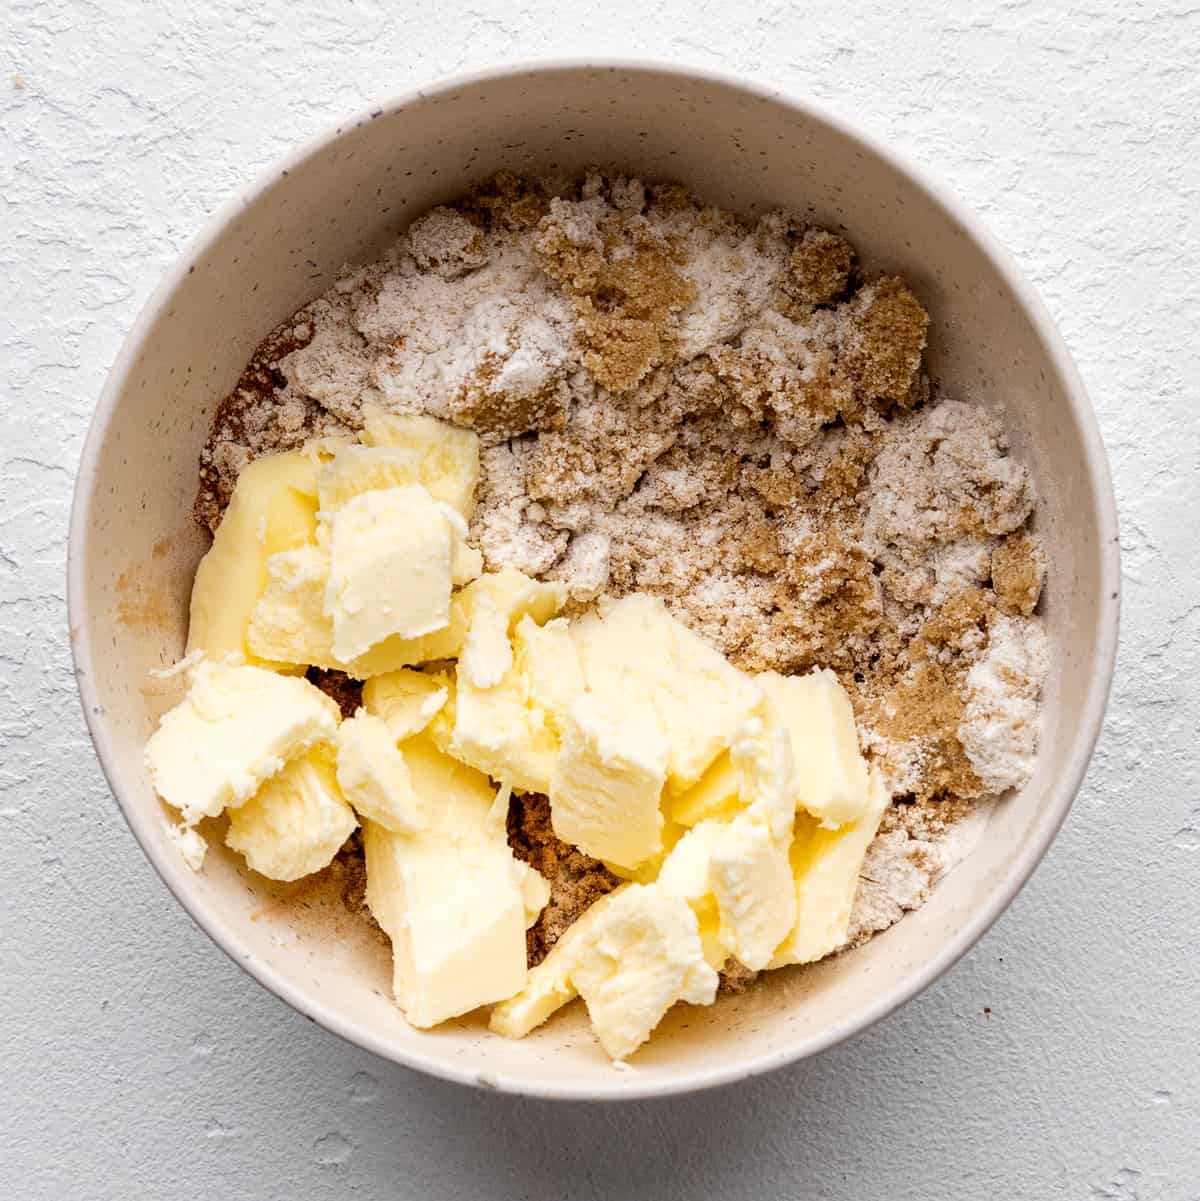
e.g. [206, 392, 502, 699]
[2, 1, 1197, 1196]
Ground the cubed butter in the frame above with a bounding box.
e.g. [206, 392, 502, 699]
[490, 881, 718, 1060]
[658, 801, 795, 974]
[446, 573, 572, 791]
[490, 886, 630, 1041]
[513, 616, 583, 735]
[361, 407, 480, 519]
[669, 751, 742, 827]
[362, 669, 449, 741]
[336, 712, 427, 833]
[187, 450, 319, 666]
[316, 444, 423, 513]
[709, 817, 796, 971]
[516, 861, 552, 929]
[730, 719, 797, 843]
[565, 883, 719, 1060]
[246, 544, 333, 668]
[656, 822, 728, 971]
[145, 661, 340, 824]
[570, 594, 762, 791]
[456, 570, 569, 689]
[602, 818, 685, 885]
[364, 820, 528, 1028]
[759, 669, 870, 827]
[225, 745, 357, 881]
[450, 662, 559, 794]
[549, 696, 667, 871]
[325, 485, 454, 663]
[248, 545, 467, 675]
[769, 768, 891, 968]
[396, 732, 495, 837]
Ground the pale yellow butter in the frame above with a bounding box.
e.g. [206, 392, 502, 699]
[569, 594, 762, 792]
[450, 664, 559, 795]
[364, 820, 528, 1028]
[361, 669, 449, 741]
[248, 543, 467, 676]
[325, 485, 455, 663]
[362, 733, 535, 1028]
[489, 881, 718, 1061]
[456, 570, 569, 689]
[669, 751, 741, 828]
[562, 884, 719, 1061]
[446, 572, 571, 791]
[759, 668, 871, 827]
[769, 768, 891, 968]
[336, 712, 427, 834]
[316, 444, 423, 513]
[550, 696, 667, 871]
[187, 450, 319, 667]
[490, 886, 630, 1041]
[360, 407, 480, 519]
[246, 544, 333, 668]
[144, 661, 340, 824]
[513, 616, 583, 734]
[709, 817, 796, 971]
[225, 745, 357, 881]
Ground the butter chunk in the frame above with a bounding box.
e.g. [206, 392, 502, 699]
[516, 861, 552, 929]
[145, 661, 340, 824]
[364, 820, 528, 1028]
[361, 408, 480, 519]
[550, 696, 667, 871]
[362, 733, 532, 1027]
[657, 821, 727, 970]
[457, 570, 569, 689]
[709, 817, 796, 971]
[570, 594, 761, 791]
[225, 745, 357, 881]
[669, 751, 741, 828]
[490, 887, 630, 1041]
[447, 575, 572, 791]
[490, 881, 719, 1060]
[451, 663, 559, 794]
[759, 668, 870, 827]
[515, 616, 584, 734]
[316, 444, 423, 513]
[769, 768, 891, 968]
[566, 884, 719, 1060]
[336, 712, 426, 834]
[187, 450, 319, 666]
[247, 544, 333, 668]
[398, 732, 495, 836]
[248, 545, 466, 676]
[362, 669, 448, 741]
[659, 806, 794, 973]
[325, 485, 455, 663]
[730, 719, 797, 843]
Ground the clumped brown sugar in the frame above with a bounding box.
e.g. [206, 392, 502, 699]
[196, 169, 1050, 962]
[506, 792, 620, 967]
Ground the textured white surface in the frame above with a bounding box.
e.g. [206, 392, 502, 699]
[2, 1, 1197, 1196]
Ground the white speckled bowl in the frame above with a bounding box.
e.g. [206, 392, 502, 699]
[68, 61, 1119, 1100]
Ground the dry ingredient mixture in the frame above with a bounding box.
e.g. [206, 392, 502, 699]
[196, 169, 1050, 970]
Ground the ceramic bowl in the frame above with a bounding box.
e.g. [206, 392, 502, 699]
[68, 60, 1119, 1100]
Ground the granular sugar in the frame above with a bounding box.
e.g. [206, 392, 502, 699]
[196, 169, 1052, 963]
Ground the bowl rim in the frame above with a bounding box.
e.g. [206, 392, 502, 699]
[67, 56, 1120, 1102]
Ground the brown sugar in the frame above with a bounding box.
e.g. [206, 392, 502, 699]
[534, 213, 696, 393]
[506, 792, 620, 965]
[992, 531, 1048, 615]
[305, 668, 364, 719]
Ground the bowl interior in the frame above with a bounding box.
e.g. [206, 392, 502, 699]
[72, 63, 1115, 1098]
